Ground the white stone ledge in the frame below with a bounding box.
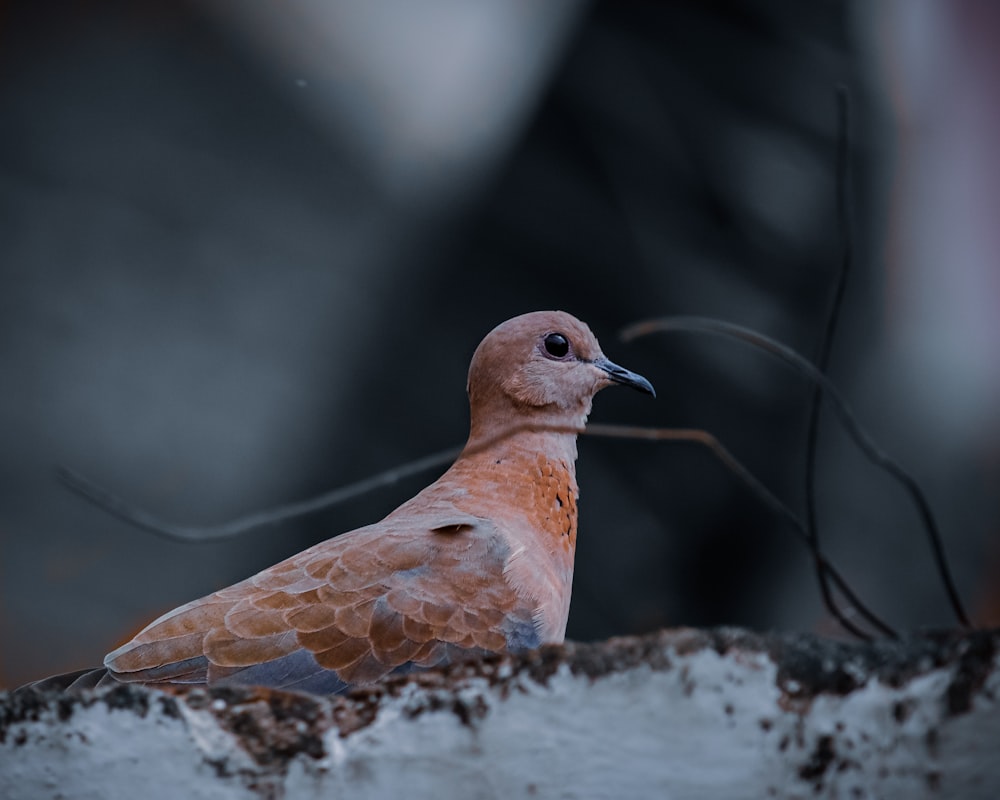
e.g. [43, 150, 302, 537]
[2, 627, 998, 799]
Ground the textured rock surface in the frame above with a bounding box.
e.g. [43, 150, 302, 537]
[2, 628, 998, 799]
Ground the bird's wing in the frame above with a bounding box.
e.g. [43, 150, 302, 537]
[104, 513, 541, 693]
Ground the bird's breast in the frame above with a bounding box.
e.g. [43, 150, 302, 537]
[533, 452, 579, 554]
[458, 449, 579, 555]
[442, 448, 578, 640]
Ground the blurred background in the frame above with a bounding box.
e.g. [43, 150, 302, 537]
[1, 0, 998, 689]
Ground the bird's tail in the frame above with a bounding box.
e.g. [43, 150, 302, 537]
[14, 667, 118, 696]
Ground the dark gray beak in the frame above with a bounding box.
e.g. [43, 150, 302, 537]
[594, 357, 656, 398]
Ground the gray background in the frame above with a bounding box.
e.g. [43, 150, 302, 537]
[2, 0, 998, 688]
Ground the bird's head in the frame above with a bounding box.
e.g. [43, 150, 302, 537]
[466, 310, 654, 440]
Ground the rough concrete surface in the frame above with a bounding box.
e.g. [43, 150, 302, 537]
[1, 627, 997, 799]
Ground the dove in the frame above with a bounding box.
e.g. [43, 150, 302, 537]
[28, 311, 654, 695]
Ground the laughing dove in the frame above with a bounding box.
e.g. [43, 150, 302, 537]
[36, 311, 654, 694]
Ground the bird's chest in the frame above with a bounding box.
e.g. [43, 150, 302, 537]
[495, 452, 579, 604]
[441, 449, 580, 640]
[529, 454, 578, 555]
[479, 452, 579, 556]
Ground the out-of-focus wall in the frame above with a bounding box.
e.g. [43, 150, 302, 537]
[1, 0, 994, 689]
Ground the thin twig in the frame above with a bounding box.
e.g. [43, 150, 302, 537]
[584, 423, 894, 639]
[802, 86, 855, 635]
[57, 411, 898, 634]
[621, 315, 972, 629]
[56, 447, 461, 543]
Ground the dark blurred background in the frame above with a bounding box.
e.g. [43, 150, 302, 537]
[2, 0, 998, 688]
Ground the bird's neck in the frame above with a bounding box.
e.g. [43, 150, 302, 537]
[461, 425, 580, 468]
[464, 398, 591, 461]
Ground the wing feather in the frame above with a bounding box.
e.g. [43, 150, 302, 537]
[104, 513, 542, 692]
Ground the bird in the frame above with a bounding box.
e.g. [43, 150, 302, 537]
[26, 311, 654, 695]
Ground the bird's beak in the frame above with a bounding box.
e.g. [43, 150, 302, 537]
[593, 357, 656, 398]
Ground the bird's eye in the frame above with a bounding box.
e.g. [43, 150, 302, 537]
[543, 332, 570, 358]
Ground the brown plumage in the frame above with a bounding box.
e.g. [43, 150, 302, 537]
[45, 311, 655, 694]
